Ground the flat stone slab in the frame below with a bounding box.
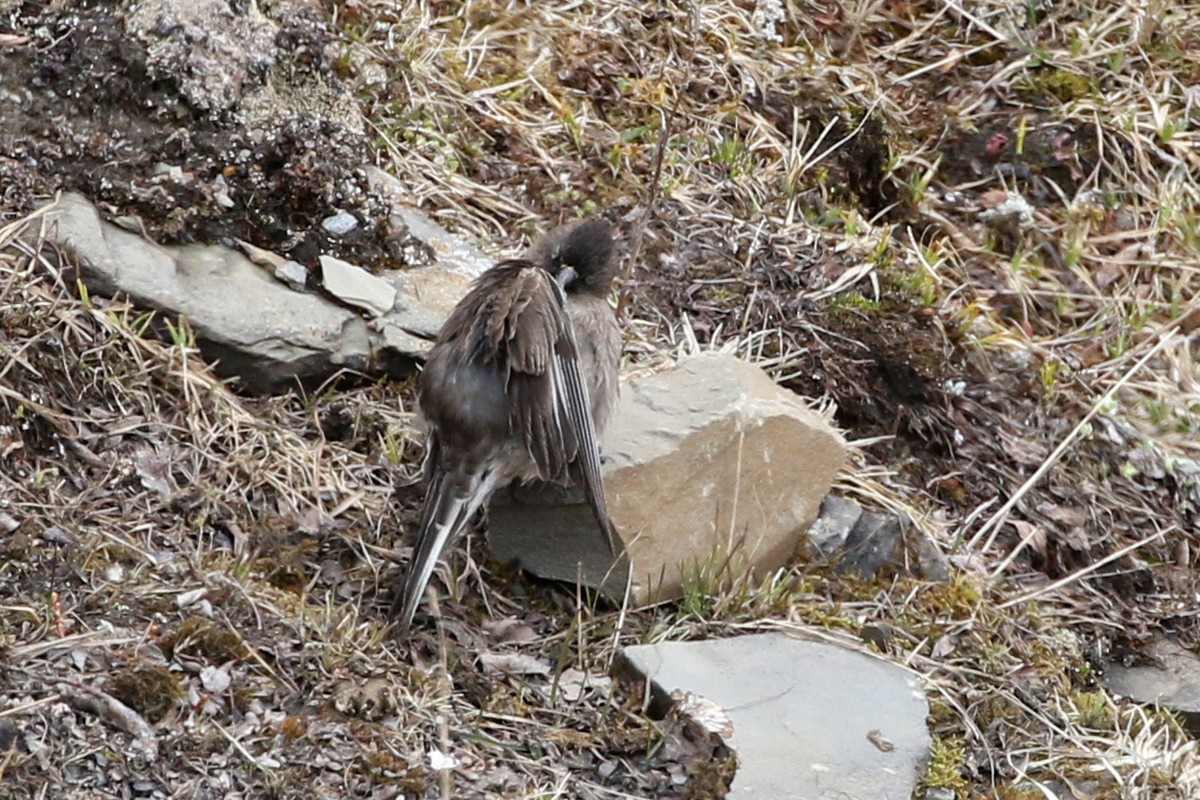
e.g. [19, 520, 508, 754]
[37, 191, 491, 392]
[620, 632, 931, 799]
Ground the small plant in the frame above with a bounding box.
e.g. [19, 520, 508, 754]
[922, 736, 969, 792]
[163, 315, 196, 349]
[1071, 690, 1113, 730]
[909, 157, 940, 206]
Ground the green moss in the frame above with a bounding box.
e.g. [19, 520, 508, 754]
[161, 616, 250, 662]
[827, 292, 884, 317]
[922, 735, 968, 791]
[912, 575, 983, 619]
[1071, 690, 1113, 730]
[994, 788, 1054, 800]
[1018, 68, 1095, 103]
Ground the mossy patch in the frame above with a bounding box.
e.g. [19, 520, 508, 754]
[108, 663, 183, 723]
[160, 616, 251, 662]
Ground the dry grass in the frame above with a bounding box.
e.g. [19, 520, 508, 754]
[3, 0, 1200, 797]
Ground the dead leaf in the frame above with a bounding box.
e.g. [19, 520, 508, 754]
[931, 633, 959, 659]
[1038, 504, 1087, 528]
[545, 728, 593, 748]
[978, 189, 1008, 209]
[549, 668, 612, 702]
[133, 446, 176, 496]
[483, 618, 539, 644]
[867, 729, 895, 752]
[671, 691, 734, 738]
[1010, 519, 1047, 559]
[200, 665, 232, 693]
[1093, 259, 1126, 289]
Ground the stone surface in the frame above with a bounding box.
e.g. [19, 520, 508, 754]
[38, 192, 492, 392]
[46, 192, 372, 391]
[321, 211, 359, 235]
[488, 353, 847, 603]
[275, 260, 309, 292]
[619, 633, 931, 799]
[366, 167, 494, 280]
[807, 495, 950, 582]
[1104, 638, 1200, 732]
[367, 166, 492, 345]
[806, 495, 864, 555]
[320, 254, 396, 317]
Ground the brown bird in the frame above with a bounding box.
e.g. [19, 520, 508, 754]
[392, 218, 622, 632]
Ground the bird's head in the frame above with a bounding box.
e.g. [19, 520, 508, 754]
[528, 218, 618, 297]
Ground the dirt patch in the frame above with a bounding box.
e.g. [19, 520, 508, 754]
[0, 2, 404, 270]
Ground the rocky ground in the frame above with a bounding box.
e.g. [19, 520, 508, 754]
[3, 0, 1200, 798]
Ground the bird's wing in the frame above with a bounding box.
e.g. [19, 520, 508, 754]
[554, 328, 621, 554]
[505, 266, 620, 554]
[502, 265, 575, 479]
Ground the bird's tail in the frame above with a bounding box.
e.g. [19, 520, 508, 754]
[392, 465, 498, 634]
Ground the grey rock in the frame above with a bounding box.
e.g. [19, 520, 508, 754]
[1104, 638, 1200, 732]
[619, 633, 931, 799]
[319, 255, 396, 318]
[488, 353, 847, 604]
[807, 495, 950, 582]
[806, 495, 863, 556]
[914, 531, 951, 582]
[45, 193, 372, 391]
[924, 789, 956, 800]
[236, 239, 309, 292]
[386, 264, 477, 346]
[0, 718, 17, 753]
[365, 167, 493, 280]
[274, 261, 309, 292]
[37, 192, 496, 391]
[842, 511, 903, 579]
[321, 211, 359, 236]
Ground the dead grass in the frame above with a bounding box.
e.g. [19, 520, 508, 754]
[2, 0, 1200, 797]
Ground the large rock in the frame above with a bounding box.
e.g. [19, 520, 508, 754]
[1104, 638, 1200, 733]
[39, 192, 488, 392]
[488, 353, 847, 603]
[619, 633, 932, 799]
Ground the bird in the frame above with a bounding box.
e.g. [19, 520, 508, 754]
[392, 217, 623, 633]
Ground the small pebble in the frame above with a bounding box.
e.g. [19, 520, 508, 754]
[321, 210, 358, 235]
[274, 261, 309, 291]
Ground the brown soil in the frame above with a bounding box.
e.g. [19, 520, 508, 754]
[0, 2, 403, 271]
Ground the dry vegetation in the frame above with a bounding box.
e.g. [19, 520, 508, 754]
[3, 0, 1200, 797]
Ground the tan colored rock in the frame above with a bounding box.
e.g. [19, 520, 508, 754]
[488, 352, 847, 603]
